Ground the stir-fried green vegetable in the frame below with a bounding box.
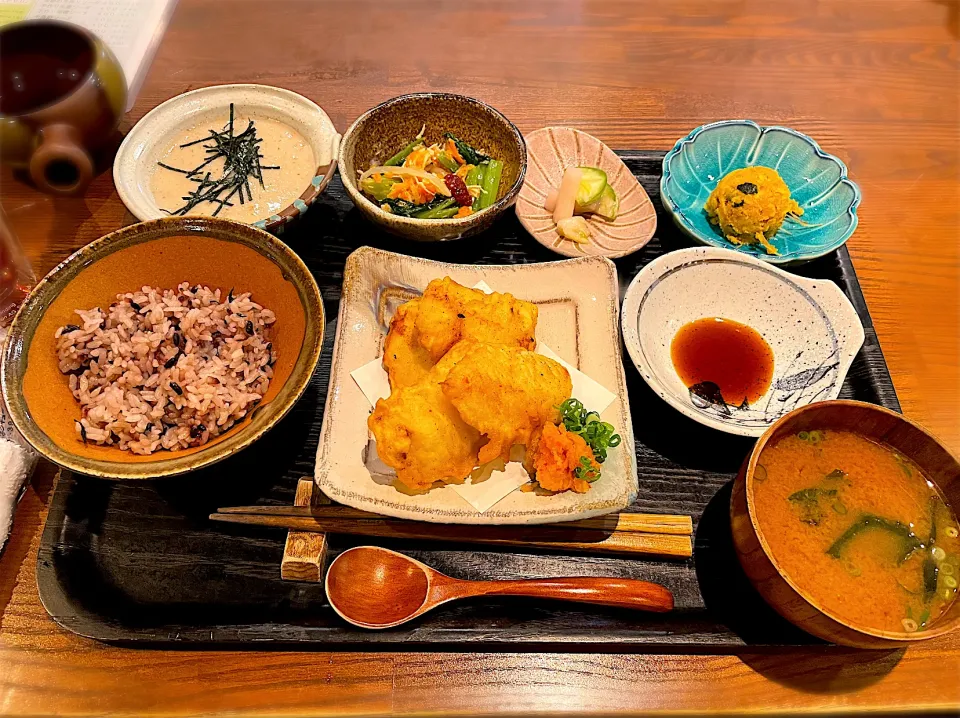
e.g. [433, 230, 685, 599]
[477, 158, 503, 210]
[443, 132, 489, 166]
[414, 197, 458, 219]
[384, 132, 425, 166]
[437, 152, 459, 173]
[557, 398, 621, 464]
[378, 197, 453, 218]
[360, 175, 399, 201]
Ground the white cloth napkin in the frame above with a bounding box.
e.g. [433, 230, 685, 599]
[350, 281, 616, 513]
[0, 327, 38, 553]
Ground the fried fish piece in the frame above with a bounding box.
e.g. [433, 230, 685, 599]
[368, 341, 482, 490]
[414, 277, 537, 362]
[382, 298, 434, 390]
[441, 343, 572, 464]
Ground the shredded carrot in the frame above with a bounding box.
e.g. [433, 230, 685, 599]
[455, 206, 473, 218]
[387, 176, 435, 204]
[403, 147, 432, 170]
[445, 138, 465, 165]
[455, 164, 473, 180]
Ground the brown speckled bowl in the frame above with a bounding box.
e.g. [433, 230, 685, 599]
[339, 93, 526, 242]
[0, 216, 324, 480]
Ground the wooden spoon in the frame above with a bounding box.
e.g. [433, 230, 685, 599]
[324, 545, 674, 629]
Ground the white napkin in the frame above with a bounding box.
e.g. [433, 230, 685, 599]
[0, 327, 38, 553]
[350, 281, 616, 513]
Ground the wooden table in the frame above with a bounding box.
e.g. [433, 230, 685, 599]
[2, 0, 959, 713]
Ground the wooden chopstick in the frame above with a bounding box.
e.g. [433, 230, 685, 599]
[215, 505, 693, 535]
[210, 506, 693, 559]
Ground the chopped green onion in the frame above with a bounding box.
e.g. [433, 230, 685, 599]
[557, 398, 622, 466]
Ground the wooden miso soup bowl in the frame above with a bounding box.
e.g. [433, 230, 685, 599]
[0, 216, 324, 480]
[730, 400, 960, 648]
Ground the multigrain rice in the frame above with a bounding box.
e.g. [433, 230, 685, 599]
[55, 282, 276, 455]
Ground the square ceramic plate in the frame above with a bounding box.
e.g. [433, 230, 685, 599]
[315, 246, 637, 524]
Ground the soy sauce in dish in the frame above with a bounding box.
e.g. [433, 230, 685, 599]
[670, 317, 774, 407]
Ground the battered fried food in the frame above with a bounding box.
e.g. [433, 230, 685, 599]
[414, 277, 537, 362]
[368, 341, 482, 490]
[382, 298, 434, 390]
[441, 343, 572, 464]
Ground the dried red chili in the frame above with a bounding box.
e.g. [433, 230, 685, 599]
[444, 173, 473, 207]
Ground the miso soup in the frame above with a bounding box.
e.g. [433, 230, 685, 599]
[754, 429, 959, 634]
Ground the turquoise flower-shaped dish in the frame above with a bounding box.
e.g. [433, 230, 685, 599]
[660, 120, 861, 264]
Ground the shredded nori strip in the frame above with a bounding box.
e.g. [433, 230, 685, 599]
[76, 420, 87, 444]
[63, 324, 81, 333]
[157, 103, 280, 217]
[737, 182, 758, 195]
[129, 301, 142, 311]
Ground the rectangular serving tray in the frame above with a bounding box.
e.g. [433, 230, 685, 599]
[36, 151, 900, 650]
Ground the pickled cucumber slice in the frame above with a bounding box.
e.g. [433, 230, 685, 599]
[576, 167, 607, 207]
[593, 184, 619, 221]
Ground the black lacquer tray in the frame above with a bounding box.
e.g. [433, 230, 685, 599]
[36, 151, 899, 650]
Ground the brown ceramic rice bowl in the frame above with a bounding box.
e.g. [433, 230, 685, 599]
[1, 216, 324, 479]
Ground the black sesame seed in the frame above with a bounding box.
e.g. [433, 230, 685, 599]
[190, 424, 206, 438]
[173, 332, 182, 348]
[457, 313, 465, 319]
[63, 324, 81, 333]
[170, 382, 183, 395]
[130, 301, 142, 311]
[245, 320, 254, 335]
[736, 182, 758, 195]
[145, 423, 154, 433]
[164, 352, 180, 369]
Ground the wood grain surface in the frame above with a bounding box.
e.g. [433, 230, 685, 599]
[1, 0, 959, 714]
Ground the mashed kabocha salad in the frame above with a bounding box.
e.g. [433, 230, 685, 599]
[359, 127, 504, 219]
